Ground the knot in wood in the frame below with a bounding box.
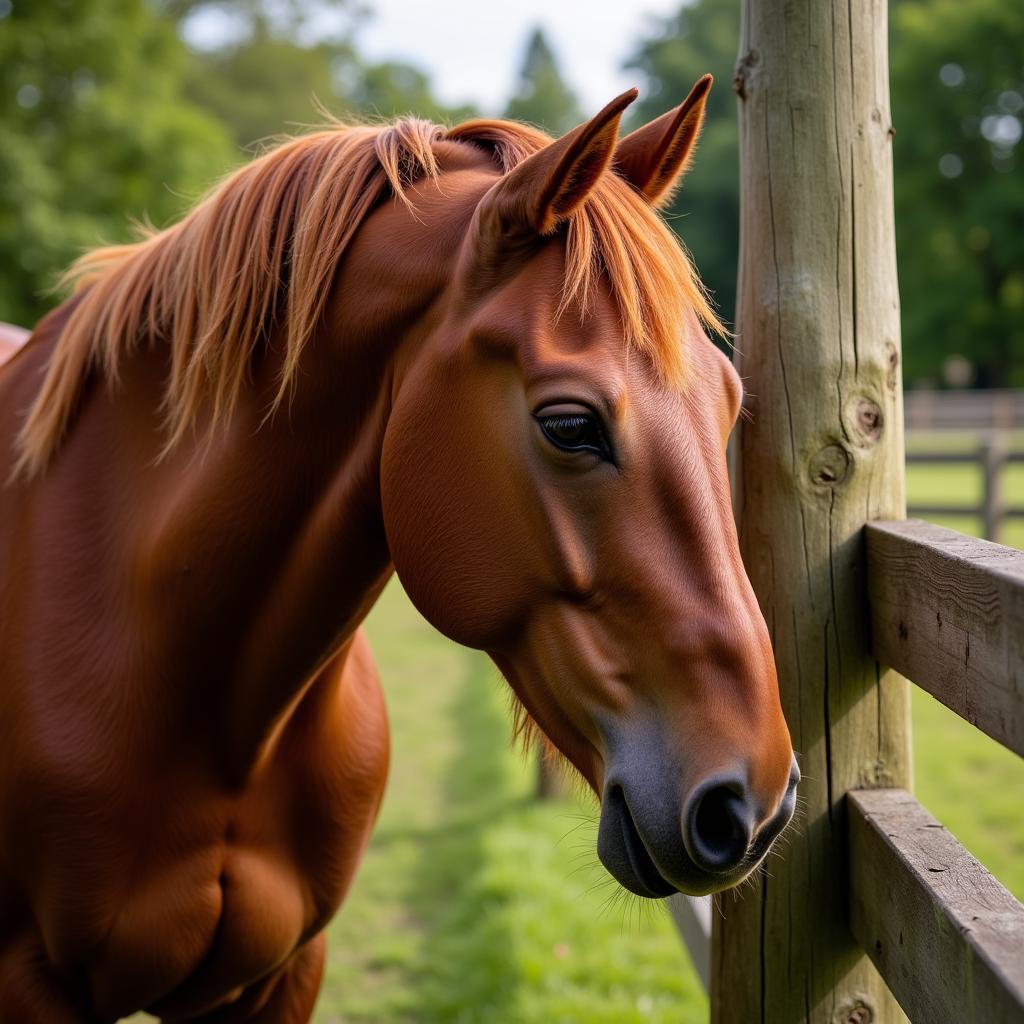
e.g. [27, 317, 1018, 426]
[809, 443, 851, 487]
[854, 398, 883, 444]
[733, 50, 758, 99]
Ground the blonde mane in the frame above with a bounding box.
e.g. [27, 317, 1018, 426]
[14, 115, 722, 479]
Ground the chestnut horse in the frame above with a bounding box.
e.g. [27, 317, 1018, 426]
[0, 78, 797, 1022]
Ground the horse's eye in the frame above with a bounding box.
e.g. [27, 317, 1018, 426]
[535, 409, 612, 460]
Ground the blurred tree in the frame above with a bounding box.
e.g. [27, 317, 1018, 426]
[0, 0, 235, 327]
[0, 0, 474, 328]
[162, 0, 357, 45]
[350, 60, 475, 122]
[182, 30, 360, 147]
[179, 2, 473, 149]
[626, 0, 741, 329]
[504, 27, 582, 136]
[891, 0, 1024, 387]
[627, 0, 1024, 387]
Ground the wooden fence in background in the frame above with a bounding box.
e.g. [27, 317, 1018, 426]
[905, 389, 1024, 433]
[907, 441, 1024, 542]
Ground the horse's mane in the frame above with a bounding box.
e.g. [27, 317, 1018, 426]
[14, 115, 722, 479]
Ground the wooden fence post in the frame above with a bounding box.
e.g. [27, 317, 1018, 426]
[713, 1, 913, 1021]
[981, 435, 1004, 543]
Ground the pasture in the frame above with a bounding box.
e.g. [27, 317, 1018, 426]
[303, 441, 1024, 1022]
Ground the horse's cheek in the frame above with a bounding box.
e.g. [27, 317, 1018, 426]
[379, 369, 536, 651]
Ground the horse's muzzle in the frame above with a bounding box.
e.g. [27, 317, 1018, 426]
[597, 754, 800, 898]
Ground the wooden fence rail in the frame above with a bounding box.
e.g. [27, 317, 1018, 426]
[866, 519, 1024, 757]
[849, 789, 1024, 1024]
[860, 520, 1024, 1019]
[672, 517, 1024, 1019]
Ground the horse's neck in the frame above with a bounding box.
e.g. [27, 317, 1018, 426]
[209, 332, 399, 772]
[1, 308, 400, 781]
[2, 170, 478, 779]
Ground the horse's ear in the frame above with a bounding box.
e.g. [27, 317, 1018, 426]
[614, 74, 712, 207]
[485, 88, 638, 237]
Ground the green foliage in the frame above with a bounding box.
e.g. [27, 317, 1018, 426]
[0, 0, 236, 327]
[891, 0, 1024, 387]
[180, 14, 474, 151]
[182, 32, 358, 147]
[627, 0, 1024, 385]
[626, 0, 742, 328]
[504, 27, 583, 136]
[351, 60, 475, 124]
[0, 0, 473, 329]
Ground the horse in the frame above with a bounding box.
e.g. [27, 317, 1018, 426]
[0, 76, 798, 1022]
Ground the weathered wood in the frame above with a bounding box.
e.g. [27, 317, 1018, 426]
[866, 519, 1024, 756]
[849, 788, 1024, 1024]
[714, 0, 913, 1020]
[668, 894, 711, 993]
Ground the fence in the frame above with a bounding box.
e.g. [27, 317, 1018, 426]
[666, 1, 1024, 1021]
[905, 389, 1024, 433]
[907, 440, 1024, 543]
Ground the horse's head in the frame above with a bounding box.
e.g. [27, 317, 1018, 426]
[380, 79, 797, 897]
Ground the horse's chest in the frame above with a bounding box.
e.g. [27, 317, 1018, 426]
[8, 659, 387, 1018]
[11, 758, 350, 1019]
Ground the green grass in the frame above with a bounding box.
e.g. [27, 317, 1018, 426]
[904, 433, 1024, 899]
[316, 582, 706, 1023]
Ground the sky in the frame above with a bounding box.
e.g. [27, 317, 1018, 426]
[184, 0, 686, 117]
[354, 0, 682, 114]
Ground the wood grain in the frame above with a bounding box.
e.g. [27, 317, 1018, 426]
[713, 1, 913, 1020]
[867, 519, 1024, 756]
[849, 788, 1024, 1024]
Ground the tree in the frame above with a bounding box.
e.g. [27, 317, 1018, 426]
[890, 0, 1024, 387]
[180, 3, 474, 150]
[0, 0, 235, 327]
[627, 0, 1024, 385]
[351, 60, 475, 124]
[182, 31, 361, 148]
[0, 0, 475, 329]
[504, 27, 582, 136]
[626, 1, 742, 329]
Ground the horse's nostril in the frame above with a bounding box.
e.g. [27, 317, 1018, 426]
[684, 775, 754, 874]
